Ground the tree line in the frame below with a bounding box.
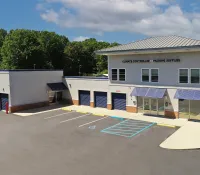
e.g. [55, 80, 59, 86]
[0, 29, 119, 76]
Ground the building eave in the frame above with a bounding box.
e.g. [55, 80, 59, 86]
[95, 46, 200, 56]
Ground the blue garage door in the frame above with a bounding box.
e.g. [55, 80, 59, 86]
[79, 91, 90, 106]
[1, 94, 8, 110]
[94, 92, 107, 108]
[112, 93, 126, 110]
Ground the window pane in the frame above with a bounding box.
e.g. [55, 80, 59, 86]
[119, 69, 125, 74]
[180, 69, 188, 76]
[112, 69, 117, 81]
[142, 69, 149, 82]
[179, 69, 188, 83]
[119, 69, 125, 81]
[191, 69, 199, 84]
[151, 69, 158, 82]
[142, 69, 149, 75]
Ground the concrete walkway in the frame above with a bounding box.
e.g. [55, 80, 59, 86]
[14, 104, 64, 116]
[62, 105, 187, 127]
[63, 105, 200, 150]
[160, 122, 200, 150]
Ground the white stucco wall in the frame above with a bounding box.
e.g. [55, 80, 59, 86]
[9, 71, 63, 106]
[63, 78, 109, 102]
[0, 72, 10, 94]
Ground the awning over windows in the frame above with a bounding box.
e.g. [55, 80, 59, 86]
[131, 87, 166, 98]
[174, 89, 200, 100]
[47, 82, 68, 91]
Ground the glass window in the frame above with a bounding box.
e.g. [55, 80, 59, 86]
[179, 99, 189, 119]
[179, 69, 188, 83]
[190, 100, 200, 120]
[111, 69, 118, 81]
[191, 69, 200, 84]
[151, 69, 158, 82]
[142, 69, 149, 82]
[119, 69, 125, 81]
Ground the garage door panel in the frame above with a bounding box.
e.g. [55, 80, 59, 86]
[1, 94, 8, 110]
[95, 92, 107, 108]
[112, 93, 126, 111]
[79, 91, 90, 106]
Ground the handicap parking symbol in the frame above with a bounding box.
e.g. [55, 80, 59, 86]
[88, 125, 96, 130]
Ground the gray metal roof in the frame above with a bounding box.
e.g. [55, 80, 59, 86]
[96, 35, 200, 53]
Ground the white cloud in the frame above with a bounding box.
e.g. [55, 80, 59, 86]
[73, 36, 89, 41]
[37, 0, 200, 38]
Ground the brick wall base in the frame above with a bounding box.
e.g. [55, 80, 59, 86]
[90, 102, 94, 108]
[72, 100, 79, 105]
[165, 110, 179, 119]
[10, 101, 49, 113]
[126, 106, 138, 113]
[107, 104, 112, 110]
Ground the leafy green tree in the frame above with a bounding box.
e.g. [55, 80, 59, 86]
[63, 38, 119, 76]
[38, 31, 69, 69]
[0, 29, 7, 61]
[1, 29, 43, 69]
[0, 29, 69, 69]
[0, 29, 7, 47]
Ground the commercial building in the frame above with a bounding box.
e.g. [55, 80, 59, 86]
[2, 35, 200, 120]
[0, 70, 67, 113]
[65, 36, 200, 120]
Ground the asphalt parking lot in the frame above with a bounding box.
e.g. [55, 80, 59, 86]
[0, 110, 200, 175]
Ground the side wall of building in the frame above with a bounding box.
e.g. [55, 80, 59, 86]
[108, 52, 200, 88]
[9, 71, 63, 112]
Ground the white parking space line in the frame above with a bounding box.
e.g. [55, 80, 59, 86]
[44, 111, 75, 120]
[78, 116, 109, 128]
[60, 114, 91, 124]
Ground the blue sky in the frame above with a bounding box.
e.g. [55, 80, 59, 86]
[0, 0, 200, 44]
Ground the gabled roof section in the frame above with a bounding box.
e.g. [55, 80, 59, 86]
[96, 35, 200, 54]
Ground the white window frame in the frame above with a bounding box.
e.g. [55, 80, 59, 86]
[119, 68, 126, 82]
[190, 68, 200, 84]
[111, 68, 126, 82]
[178, 68, 189, 84]
[150, 68, 159, 83]
[111, 68, 118, 81]
[141, 68, 159, 83]
[141, 68, 150, 83]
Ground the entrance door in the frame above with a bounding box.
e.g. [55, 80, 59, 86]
[144, 98, 151, 114]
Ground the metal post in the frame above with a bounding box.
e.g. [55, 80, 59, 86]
[34, 64, 36, 70]
[142, 97, 144, 113]
[189, 100, 191, 119]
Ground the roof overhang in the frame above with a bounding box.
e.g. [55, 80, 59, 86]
[47, 82, 68, 91]
[95, 46, 200, 56]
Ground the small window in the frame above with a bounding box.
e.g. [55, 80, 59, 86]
[151, 69, 158, 82]
[119, 69, 125, 81]
[179, 69, 188, 83]
[142, 69, 149, 82]
[191, 69, 200, 84]
[112, 69, 118, 81]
